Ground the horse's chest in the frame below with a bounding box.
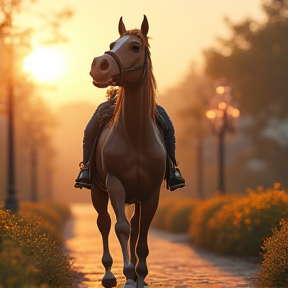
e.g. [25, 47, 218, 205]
[104, 141, 165, 169]
[103, 139, 166, 185]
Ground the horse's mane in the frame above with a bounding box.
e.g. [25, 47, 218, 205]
[113, 29, 158, 121]
[97, 87, 119, 127]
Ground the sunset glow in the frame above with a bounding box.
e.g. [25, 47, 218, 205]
[23, 47, 65, 82]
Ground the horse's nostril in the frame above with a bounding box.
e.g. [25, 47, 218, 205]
[100, 59, 109, 71]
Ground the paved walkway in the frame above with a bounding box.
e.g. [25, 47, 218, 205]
[65, 204, 260, 288]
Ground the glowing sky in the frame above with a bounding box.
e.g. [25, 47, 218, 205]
[24, 0, 265, 108]
[23, 47, 65, 82]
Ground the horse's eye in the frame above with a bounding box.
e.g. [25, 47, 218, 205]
[132, 46, 140, 52]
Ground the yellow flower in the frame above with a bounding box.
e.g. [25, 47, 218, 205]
[274, 182, 281, 190]
[233, 220, 239, 226]
[254, 218, 261, 225]
[244, 218, 251, 225]
[235, 212, 242, 219]
[244, 207, 250, 215]
[257, 186, 264, 192]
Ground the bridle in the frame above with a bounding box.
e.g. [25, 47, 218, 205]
[105, 47, 148, 87]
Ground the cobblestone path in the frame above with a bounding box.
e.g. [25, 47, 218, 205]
[65, 204, 260, 288]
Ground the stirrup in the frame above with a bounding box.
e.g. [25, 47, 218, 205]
[74, 162, 92, 190]
[74, 182, 92, 190]
[169, 167, 185, 191]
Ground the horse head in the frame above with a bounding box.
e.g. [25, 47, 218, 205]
[90, 15, 149, 88]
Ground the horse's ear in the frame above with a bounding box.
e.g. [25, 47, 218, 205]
[118, 16, 126, 36]
[141, 15, 149, 37]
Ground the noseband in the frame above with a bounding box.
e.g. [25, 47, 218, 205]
[105, 47, 148, 86]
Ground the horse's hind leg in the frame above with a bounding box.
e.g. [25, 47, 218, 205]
[136, 192, 159, 288]
[91, 186, 116, 288]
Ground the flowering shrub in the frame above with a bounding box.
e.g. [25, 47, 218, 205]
[47, 202, 72, 223]
[19, 202, 63, 230]
[204, 190, 288, 256]
[0, 203, 74, 287]
[189, 195, 238, 248]
[164, 199, 199, 233]
[254, 219, 288, 287]
[152, 197, 178, 229]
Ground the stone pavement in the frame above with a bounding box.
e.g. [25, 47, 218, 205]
[65, 204, 260, 288]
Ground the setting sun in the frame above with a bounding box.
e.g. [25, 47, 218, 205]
[23, 47, 65, 82]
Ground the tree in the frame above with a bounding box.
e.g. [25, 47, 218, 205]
[178, 71, 213, 198]
[17, 91, 57, 201]
[0, 0, 73, 204]
[158, 67, 214, 198]
[204, 0, 288, 185]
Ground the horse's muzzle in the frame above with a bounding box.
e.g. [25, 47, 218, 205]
[89, 54, 120, 88]
[92, 80, 109, 88]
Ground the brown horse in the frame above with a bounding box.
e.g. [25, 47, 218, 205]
[89, 15, 166, 288]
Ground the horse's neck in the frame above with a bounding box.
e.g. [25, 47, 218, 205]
[116, 84, 155, 146]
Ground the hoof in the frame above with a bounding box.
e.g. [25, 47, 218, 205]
[124, 279, 137, 288]
[124, 262, 136, 280]
[137, 276, 147, 288]
[102, 270, 117, 288]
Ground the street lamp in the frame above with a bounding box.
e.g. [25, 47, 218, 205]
[3, 18, 18, 212]
[206, 80, 240, 194]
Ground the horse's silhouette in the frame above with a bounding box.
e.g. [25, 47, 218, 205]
[89, 15, 166, 288]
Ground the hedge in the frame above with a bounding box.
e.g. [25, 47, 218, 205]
[189, 190, 288, 257]
[189, 194, 238, 248]
[0, 202, 74, 288]
[164, 199, 199, 233]
[253, 219, 288, 287]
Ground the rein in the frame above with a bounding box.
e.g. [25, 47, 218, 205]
[105, 47, 148, 87]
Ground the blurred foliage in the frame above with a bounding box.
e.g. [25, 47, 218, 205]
[0, 202, 74, 288]
[164, 199, 200, 233]
[158, 70, 216, 198]
[189, 194, 239, 248]
[18, 201, 72, 245]
[0, 0, 73, 202]
[155, 185, 288, 261]
[204, 0, 288, 185]
[152, 197, 199, 233]
[254, 219, 288, 287]
[204, 0, 288, 117]
[152, 197, 179, 229]
[20, 202, 63, 230]
[0, 239, 42, 288]
[189, 188, 288, 257]
[46, 201, 72, 223]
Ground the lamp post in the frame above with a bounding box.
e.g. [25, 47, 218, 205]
[206, 80, 240, 194]
[4, 15, 18, 212]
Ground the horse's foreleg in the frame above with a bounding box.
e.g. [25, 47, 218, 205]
[130, 202, 140, 269]
[107, 175, 136, 285]
[91, 186, 116, 288]
[136, 192, 159, 288]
